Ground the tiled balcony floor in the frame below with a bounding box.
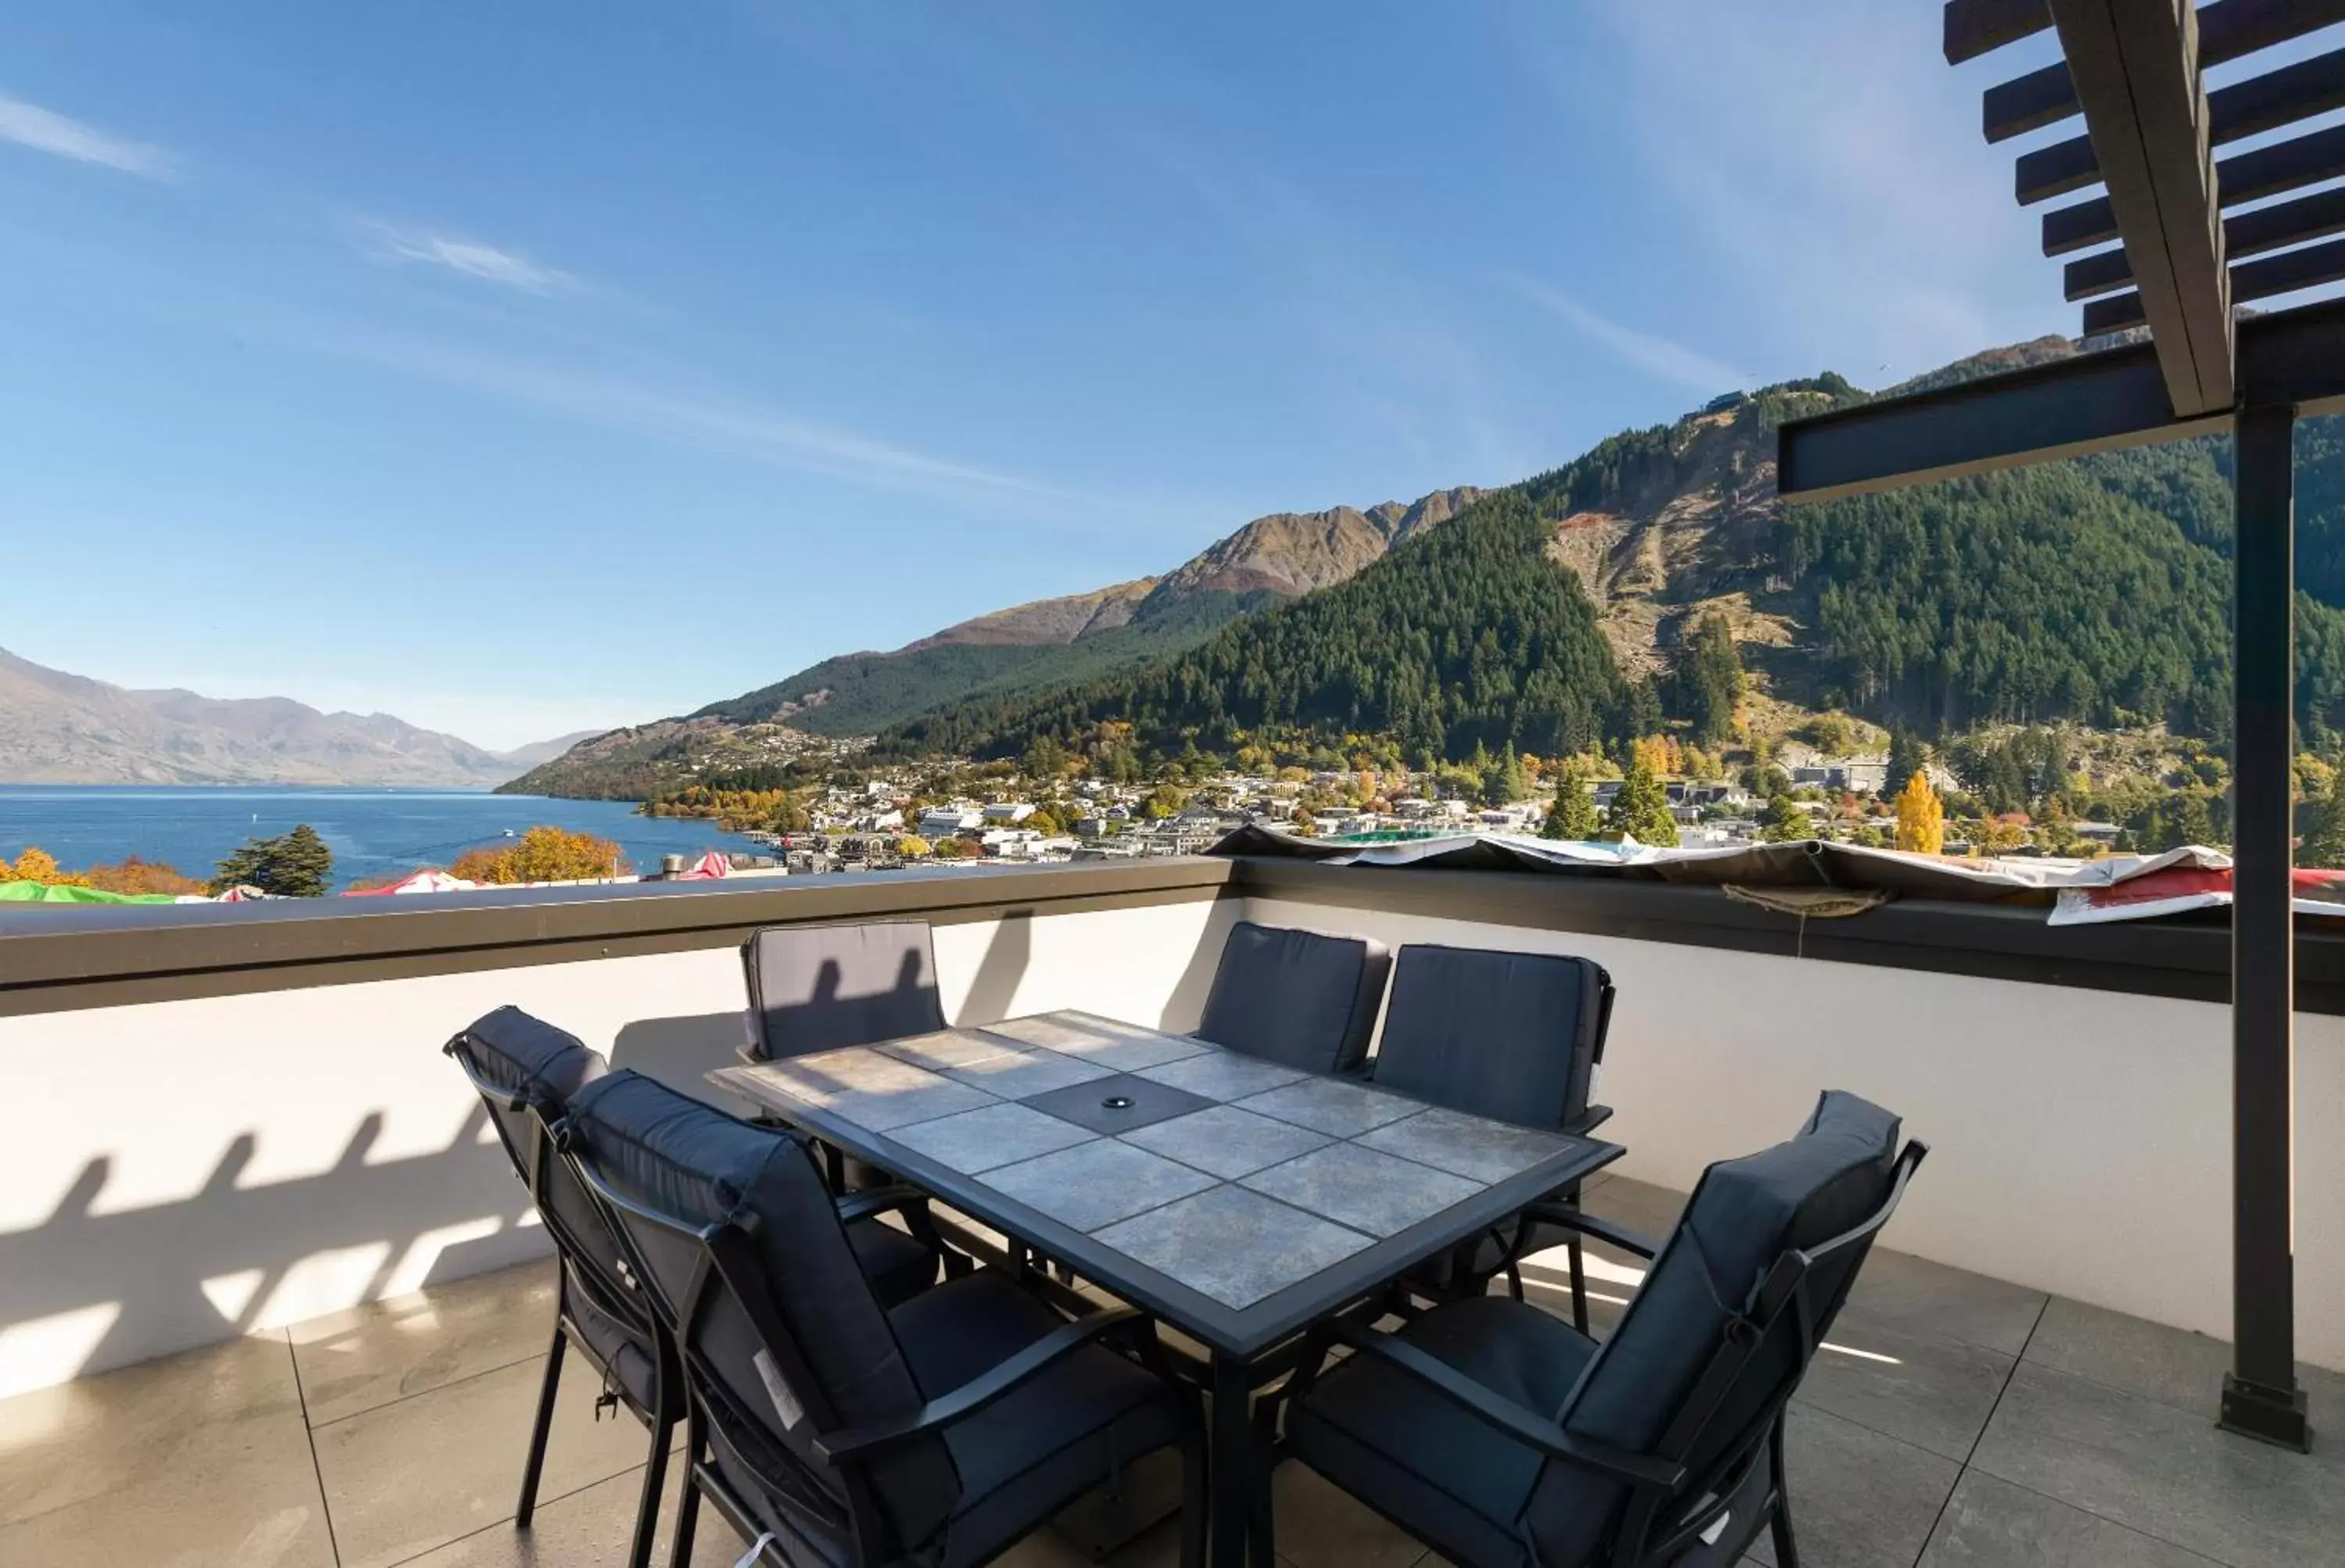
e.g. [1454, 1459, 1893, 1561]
[2, 1174, 2340, 1568]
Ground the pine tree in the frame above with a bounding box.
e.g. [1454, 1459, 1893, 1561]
[1603, 755, 1678, 845]
[1483, 743, 1530, 806]
[2300, 765, 2345, 867]
[210, 824, 335, 897]
[1672, 614, 1744, 746]
[210, 839, 270, 893]
[1894, 771, 1946, 855]
[1884, 730, 1926, 800]
[1541, 762, 1600, 840]
[1624, 678, 1663, 744]
[273, 825, 335, 897]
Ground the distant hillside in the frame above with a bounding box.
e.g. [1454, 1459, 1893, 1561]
[686, 486, 1481, 739]
[0, 649, 539, 787]
[692, 583, 1277, 739]
[494, 729, 603, 771]
[503, 486, 1479, 795]
[880, 369, 2345, 764]
[886, 489, 1628, 761]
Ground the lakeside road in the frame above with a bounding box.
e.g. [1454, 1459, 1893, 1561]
[0, 786, 765, 892]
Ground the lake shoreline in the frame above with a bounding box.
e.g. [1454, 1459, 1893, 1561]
[0, 786, 757, 893]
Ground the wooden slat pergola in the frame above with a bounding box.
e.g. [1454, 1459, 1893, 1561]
[1778, 0, 2345, 1452]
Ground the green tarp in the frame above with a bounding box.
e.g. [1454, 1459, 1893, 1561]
[0, 881, 180, 904]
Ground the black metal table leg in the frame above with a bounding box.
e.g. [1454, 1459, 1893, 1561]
[1208, 1351, 1256, 1568]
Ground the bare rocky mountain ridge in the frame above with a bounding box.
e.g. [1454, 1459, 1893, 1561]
[896, 486, 1484, 653]
[1144, 486, 1480, 601]
[0, 647, 575, 787]
[904, 579, 1160, 650]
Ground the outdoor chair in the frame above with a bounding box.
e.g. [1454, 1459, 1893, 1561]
[742, 919, 948, 1062]
[1369, 944, 1616, 1319]
[446, 1008, 948, 1568]
[562, 1068, 1206, 1568]
[1194, 919, 1392, 1076]
[1260, 1091, 1924, 1568]
[742, 920, 950, 1190]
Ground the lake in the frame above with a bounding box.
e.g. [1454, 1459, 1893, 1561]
[0, 786, 766, 892]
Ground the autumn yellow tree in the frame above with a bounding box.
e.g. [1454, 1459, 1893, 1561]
[453, 827, 629, 884]
[1894, 771, 1946, 855]
[2, 848, 91, 887]
[82, 856, 204, 895]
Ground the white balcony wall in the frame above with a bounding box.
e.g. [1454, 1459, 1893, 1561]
[1248, 895, 2345, 1373]
[0, 898, 1233, 1400]
[11, 875, 2339, 1402]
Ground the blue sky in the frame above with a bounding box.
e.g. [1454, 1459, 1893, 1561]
[1, 2, 2082, 749]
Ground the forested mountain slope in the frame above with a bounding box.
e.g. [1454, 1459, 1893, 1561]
[678, 488, 1480, 740]
[881, 372, 2345, 765]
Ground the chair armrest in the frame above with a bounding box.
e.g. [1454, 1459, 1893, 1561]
[813, 1305, 1147, 1462]
[1520, 1205, 1659, 1260]
[1334, 1326, 1684, 1491]
[834, 1184, 934, 1226]
[1563, 1104, 1613, 1137]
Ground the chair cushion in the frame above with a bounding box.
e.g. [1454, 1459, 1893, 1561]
[1195, 921, 1391, 1075]
[1290, 1297, 1598, 1568]
[1371, 947, 1600, 1128]
[567, 1069, 958, 1550]
[886, 1271, 1182, 1568]
[451, 1005, 607, 1109]
[743, 922, 947, 1061]
[1524, 1091, 1901, 1564]
[850, 1218, 942, 1311]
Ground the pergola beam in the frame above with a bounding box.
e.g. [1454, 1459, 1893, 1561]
[1774, 336, 2211, 502]
[2048, 0, 2232, 414]
[2015, 45, 2345, 204]
[1945, 0, 2053, 66]
[1776, 295, 2345, 503]
[2066, 184, 2345, 300]
[1985, 0, 2345, 142]
[2043, 121, 2345, 257]
[2085, 230, 2345, 333]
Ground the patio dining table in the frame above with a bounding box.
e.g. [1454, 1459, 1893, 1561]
[710, 1008, 1624, 1568]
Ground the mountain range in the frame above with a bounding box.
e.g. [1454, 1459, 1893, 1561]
[509, 331, 2345, 798]
[0, 648, 585, 788]
[503, 488, 1480, 797]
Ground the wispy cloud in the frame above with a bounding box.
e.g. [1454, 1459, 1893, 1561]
[1505, 275, 1747, 395]
[353, 220, 577, 294]
[320, 326, 1139, 521]
[0, 91, 171, 178]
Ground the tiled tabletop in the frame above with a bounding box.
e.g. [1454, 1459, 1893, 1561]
[711, 1009, 1620, 1359]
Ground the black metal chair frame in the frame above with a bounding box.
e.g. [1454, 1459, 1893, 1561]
[560, 1126, 1210, 1568]
[1259, 1141, 1928, 1568]
[444, 1041, 683, 1568]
